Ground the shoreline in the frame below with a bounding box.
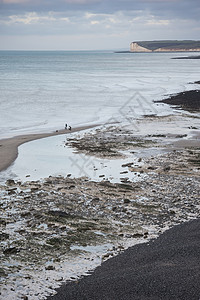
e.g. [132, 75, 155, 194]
[0, 110, 199, 299]
[0, 86, 200, 299]
[47, 218, 200, 300]
[0, 87, 199, 174]
[155, 89, 200, 112]
[0, 124, 100, 173]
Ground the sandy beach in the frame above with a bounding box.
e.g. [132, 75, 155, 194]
[0, 124, 99, 172]
[0, 88, 200, 299]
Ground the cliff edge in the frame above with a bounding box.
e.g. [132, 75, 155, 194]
[130, 42, 152, 52]
[130, 40, 200, 53]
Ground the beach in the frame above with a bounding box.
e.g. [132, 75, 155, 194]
[47, 218, 200, 300]
[0, 124, 99, 172]
[0, 87, 199, 299]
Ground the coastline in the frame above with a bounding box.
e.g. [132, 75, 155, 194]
[47, 218, 200, 300]
[155, 89, 200, 112]
[0, 124, 100, 173]
[0, 88, 200, 299]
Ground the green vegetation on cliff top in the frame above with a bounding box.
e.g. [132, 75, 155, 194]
[136, 40, 200, 50]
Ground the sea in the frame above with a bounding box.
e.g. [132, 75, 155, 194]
[1, 50, 200, 139]
[0, 50, 200, 299]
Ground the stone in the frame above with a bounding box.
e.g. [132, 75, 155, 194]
[132, 233, 144, 238]
[6, 179, 15, 186]
[92, 197, 100, 201]
[122, 162, 133, 168]
[163, 166, 171, 171]
[45, 265, 55, 271]
[147, 166, 157, 170]
[124, 199, 131, 204]
[3, 247, 19, 255]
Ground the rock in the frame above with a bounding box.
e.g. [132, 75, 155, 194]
[122, 162, 133, 168]
[120, 178, 130, 183]
[0, 268, 6, 276]
[120, 171, 128, 174]
[132, 233, 144, 238]
[49, 210, 70, 218]
[0, 233, 9, 241]
[8, 188, 17, 195]
[118, 233, 124, 237]
[163, 165, 170, 171]
[69, 185, 75, 189]
[147, 166, 157, 170]
[56, 277, 63, 282]
[45, 265, 55, 271]
[188, 126, 198, 129]
[92, 197, 100, 201]
[3, 247, 19, 255]
[124, 199, 131, 204]
[118, 245, 124, 250]
[31, 187, 39, 192]
[6, 179, 15, 186]
[102, 252, 113, 259]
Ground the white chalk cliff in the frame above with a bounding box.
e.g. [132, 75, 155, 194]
[130, 41, 200, 53]
[130, 42, 152, 52]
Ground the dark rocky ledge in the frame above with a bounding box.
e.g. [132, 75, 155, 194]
[172, 55, 200, 59]
[155, 89, 200, 112]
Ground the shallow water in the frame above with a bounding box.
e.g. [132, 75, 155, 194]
[1, 51, 200, 138]
[0, 129, 146, 183]
[1, 50, 200, 300]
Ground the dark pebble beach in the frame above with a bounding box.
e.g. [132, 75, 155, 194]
[48, 218, 200, 300]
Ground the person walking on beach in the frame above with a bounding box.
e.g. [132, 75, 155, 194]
[65, 124, 67, 129]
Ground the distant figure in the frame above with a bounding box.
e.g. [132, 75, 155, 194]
[65, 124, 67, 129]
[69, 126, 71, 131]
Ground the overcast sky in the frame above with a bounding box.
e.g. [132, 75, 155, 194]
[0, 0, 199, 50]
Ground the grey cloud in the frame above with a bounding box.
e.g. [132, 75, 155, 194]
[0, 0, 199, 46]
[0, 0, 199, 19]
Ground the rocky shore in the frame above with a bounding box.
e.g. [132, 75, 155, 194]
[0, 147, 199, 299]
[155, 89, 200, 112]
[0, 87, 200, 299]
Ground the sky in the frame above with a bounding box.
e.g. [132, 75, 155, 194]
[0, 0, 199, 50]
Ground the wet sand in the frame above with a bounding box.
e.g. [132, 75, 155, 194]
[0, 124, 99, 172]
[47, 218, 200, 300]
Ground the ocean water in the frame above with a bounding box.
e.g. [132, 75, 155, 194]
[0, 50, 200, 139]
[1, 50, 200, 300]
